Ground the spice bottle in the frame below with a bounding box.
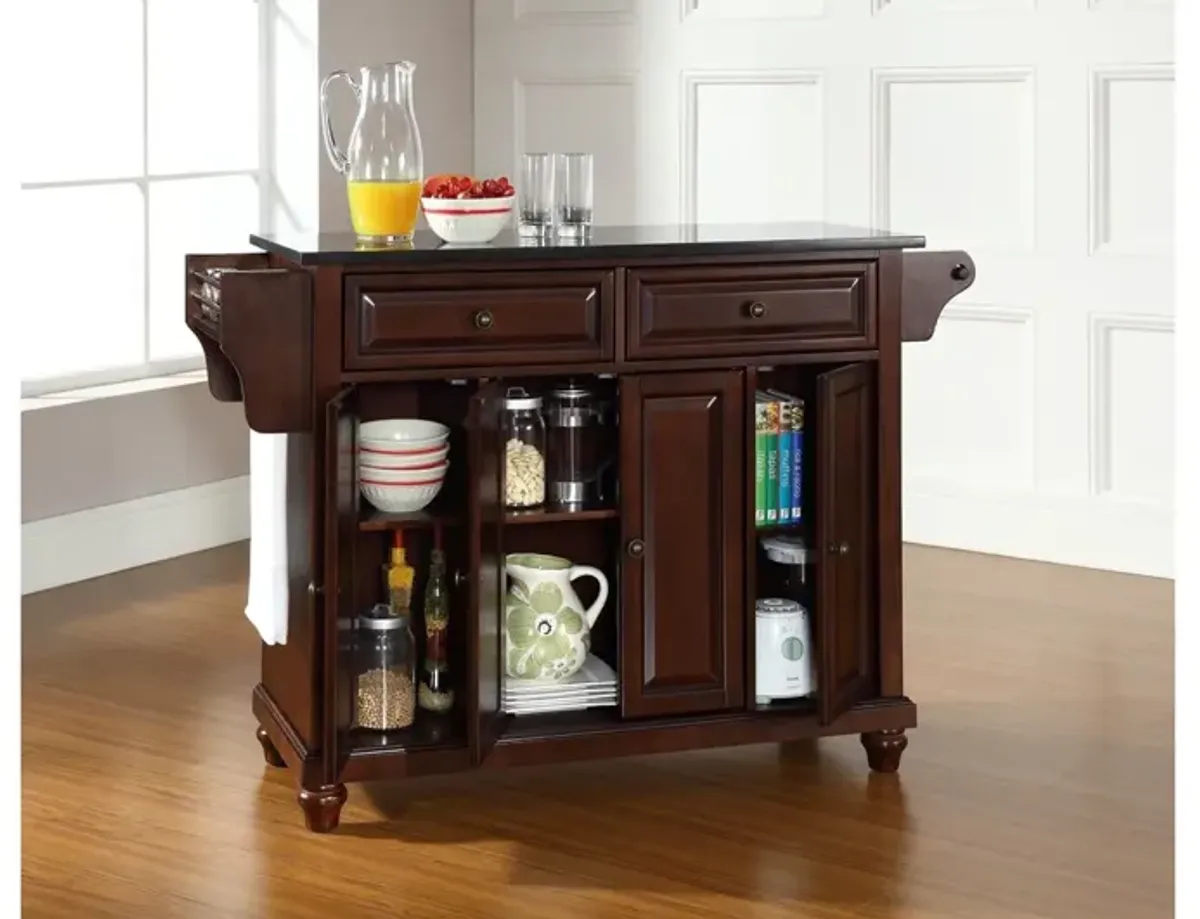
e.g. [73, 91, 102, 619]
[353, 603, 417, 731]
[384, 532, 415, 616]
[501, 387, 546, 508]
[418, 549, 454, 713]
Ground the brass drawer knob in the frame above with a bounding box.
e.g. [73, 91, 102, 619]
[747, 301, 767, 319]
[473, 309, 494, 330]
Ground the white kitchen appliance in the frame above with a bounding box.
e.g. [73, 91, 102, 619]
[755, 598, 815, 704]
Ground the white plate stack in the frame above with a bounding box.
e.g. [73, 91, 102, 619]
[502, 655, 618, 715]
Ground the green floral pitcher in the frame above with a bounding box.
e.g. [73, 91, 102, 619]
[503, 553, 609, 682]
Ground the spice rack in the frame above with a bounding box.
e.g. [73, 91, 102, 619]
[188, 225, 975, 832]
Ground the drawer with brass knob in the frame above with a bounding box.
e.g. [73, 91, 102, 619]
[626, 262, 876, 360]
[344, 269, 615, 370]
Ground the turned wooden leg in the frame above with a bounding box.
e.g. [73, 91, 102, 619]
[861, 729, 908, 774]
[256, 727, 286, 768]
[297, 784, 348, 833]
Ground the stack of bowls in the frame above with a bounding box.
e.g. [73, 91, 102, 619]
[357, 419, 451, 513]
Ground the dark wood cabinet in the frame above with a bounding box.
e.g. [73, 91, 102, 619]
[815, 363, 877, 724]
[619, 371, 744, 719]
[185, 224, 974, 833]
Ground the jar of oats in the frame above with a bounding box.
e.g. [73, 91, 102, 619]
[352, 603, 417, 731]
[501, 387, 546, 509]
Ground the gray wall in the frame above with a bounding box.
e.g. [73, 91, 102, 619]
[21, 0, 474, 525]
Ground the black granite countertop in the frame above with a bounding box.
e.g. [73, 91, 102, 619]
[250, 222, 926, 266]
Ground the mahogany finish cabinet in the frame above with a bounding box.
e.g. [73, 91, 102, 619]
[185, 224, 973, 833]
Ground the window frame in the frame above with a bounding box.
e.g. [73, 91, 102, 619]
[19, 0, 276, 398]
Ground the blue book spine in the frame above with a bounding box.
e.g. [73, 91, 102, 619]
[778, 407, 792, 523]
[792, 405, 804, 520]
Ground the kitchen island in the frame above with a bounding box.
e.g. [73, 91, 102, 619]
[185, 223, 973, 833]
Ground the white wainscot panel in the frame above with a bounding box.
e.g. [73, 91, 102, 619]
[902, 305, 1035, 492]
[683, 0, 824, 20]
[1090, 66, 1174, 256]
[874, 69, 1035, 252]
[513, 0, 635, 25]
[1089, 315, 1174, 503]
[684, 73, 824, 225]
[517, 77, 637, 226]
[875, 0, 1034, 12]
[1088, 0, 1171, 10]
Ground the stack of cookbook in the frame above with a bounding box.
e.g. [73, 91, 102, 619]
[502, 655, 618, 715]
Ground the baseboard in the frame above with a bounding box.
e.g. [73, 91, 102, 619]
[22, 476, 250, 595]
[904, 485, 1173, 579]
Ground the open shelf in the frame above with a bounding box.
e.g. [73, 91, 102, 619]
[504, 506, 618, 525]
[501, 707, 622, 741]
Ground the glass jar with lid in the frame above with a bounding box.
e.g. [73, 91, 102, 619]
[353, 603, 417, 731]
[501, 387, 546, 508]
[545, 381, 609, 507]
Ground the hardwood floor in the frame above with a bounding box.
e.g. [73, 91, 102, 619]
[22, 544, 1172, 918]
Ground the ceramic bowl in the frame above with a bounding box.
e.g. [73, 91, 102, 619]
[358, 461, 449, 484]
[359, 479, 445, 514]
[357, 442, 450, 470]
[358, 419, 450, 456]
[421, 196, 514, 245]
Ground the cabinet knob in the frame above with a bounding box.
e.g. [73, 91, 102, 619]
[453, 569, 467, 589]
[747, 300, 767, 319]
[473, 309, 494, 330]
[626, 538, 646, 559]
[828, 541, 850, 556]
[951, 263, 970, 282]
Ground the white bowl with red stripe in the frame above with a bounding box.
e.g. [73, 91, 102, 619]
[358, 419, 449, 453]
[358, 442, 450, 470]
[359, 463, 448, 513]
[421, 196, 515, 245]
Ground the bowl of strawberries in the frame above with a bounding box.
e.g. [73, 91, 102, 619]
[421, 173, 516, 245]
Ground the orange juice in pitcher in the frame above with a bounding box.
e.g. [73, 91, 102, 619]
[321, 61, 424, 242]
[346, 180, 421, 240]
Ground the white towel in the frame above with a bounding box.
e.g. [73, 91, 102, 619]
[245, 431, 291, 645]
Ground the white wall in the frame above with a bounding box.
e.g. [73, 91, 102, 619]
[473, 0, 1175, 578]
[22, 0, 475, 594]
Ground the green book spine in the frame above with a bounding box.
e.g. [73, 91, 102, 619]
[766, 389, 803, 521]
[754, 395, 767, 526]
[764, 397, 780, 524]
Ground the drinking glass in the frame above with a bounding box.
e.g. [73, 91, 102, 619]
[518, 153, 555, 236]
[556, 153, 594, 238]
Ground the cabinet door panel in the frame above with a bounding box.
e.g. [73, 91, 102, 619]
[323, 386, 357, 781]
[816, 363, 877, 724]
[468, 382, 505, 764]
[620, 371, 745, 718]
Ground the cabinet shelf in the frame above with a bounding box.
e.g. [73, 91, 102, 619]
[504, 506, 619, 525]
[347, 714, 466, 753]
[359, 505, 461, 531]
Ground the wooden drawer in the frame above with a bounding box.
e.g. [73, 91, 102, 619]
[626, 262, 875, 360]
[344, 270, 615, 370]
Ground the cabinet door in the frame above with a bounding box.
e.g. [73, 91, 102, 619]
[323, 386, 357, 781]
[468, 382, 506, 763]
[815, 363, 877, 724]
[620, 371, 745, 718]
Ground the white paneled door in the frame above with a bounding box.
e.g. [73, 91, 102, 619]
[473, 0, 1175, 577]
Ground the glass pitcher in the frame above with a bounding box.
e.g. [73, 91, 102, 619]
[320, 61, 424, 243]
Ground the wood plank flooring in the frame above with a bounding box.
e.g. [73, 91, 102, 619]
[21, 543, 1173, 918]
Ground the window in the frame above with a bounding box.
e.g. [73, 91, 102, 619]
[18, 0, 272, 396]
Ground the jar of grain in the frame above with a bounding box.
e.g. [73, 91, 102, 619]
[353, 603, 417, 731]
[501, 387, 546, 509]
